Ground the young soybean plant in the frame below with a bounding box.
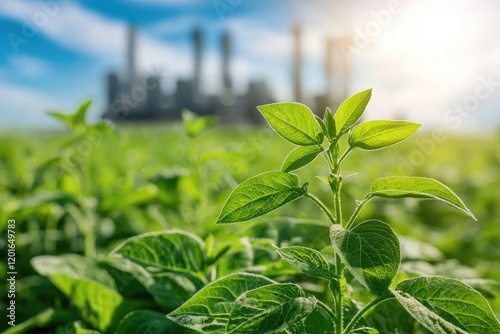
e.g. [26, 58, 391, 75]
[168, 89, 500, 334]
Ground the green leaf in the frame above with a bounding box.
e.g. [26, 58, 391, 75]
[215, 238, 293, 278]
[281, 145, 322, 172]
[31, 156, 63, 190]
[262, 298, 335, 333]
[324, 107, 336, 139]
[257, 102, 323, 145]
[47, 99, 92, 130]
[48, 274, 139, 333]
[167, 273, 275, 332]
[31, 254, 117, 289]
[369, 177, 476, 220]
[207, 244, 232, 266]
[59, 170, 81, 196]
[102, 184, 158, 212]
[245, 218, 332, 250]
[73, 99, 92, 127]
[102, 257, 197, 310]
[111, 231, 207, 280]
[363, 299, 421, 334]
[146, 273, 198, 309]
[3, 308, 77, 334]
[299, 301, 336, 333]
[393, 276, 500, 334]
[46, 111, 73, 128]
[3, 191, 76, 216]
[333, 89, 372, 135]
[74, 321, 102, 334]
[352, 328, 379, 334]
[182, 109, 219, 138]
[275, 246, 335, 281]
[349, 120, 421, 150]
[226, 283, 316, 333]
[123, 184, 158, 207]
[330, 220, 400, 295]
[217, 171, 308, 224]
[117, 310, 177, 334]
[315, 115, 328, 135]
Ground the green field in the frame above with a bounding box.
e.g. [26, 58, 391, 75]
[1, 118, 500, 333]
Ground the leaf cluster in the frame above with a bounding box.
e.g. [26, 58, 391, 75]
[169, 89, 498, 333]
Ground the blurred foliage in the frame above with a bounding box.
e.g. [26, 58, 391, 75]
[0, 118, 499, 332]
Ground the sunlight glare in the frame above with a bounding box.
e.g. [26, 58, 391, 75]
[377, 0, 480, 85]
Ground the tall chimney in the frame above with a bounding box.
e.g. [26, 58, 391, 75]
[222, 31, 232, 89]
[193, 27, 203, 99]
[325, 37, 334, 108]
[127, 24, 137, 88]
[107, 73, 119, 105]
[293, 24, 303, 103]
[342, 35, 351, 101]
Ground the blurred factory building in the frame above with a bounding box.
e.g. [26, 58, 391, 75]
[102, 24, 350, 123]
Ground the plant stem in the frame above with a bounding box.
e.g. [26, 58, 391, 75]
[333, 187, 345, 333]
[334, 190, 342, 225]
[69, 202, 96, 258]
[44, 209, 59, 254]
[318, 300, 338, 323]
[322, 151, 335, 171]
[305, 193, 336, 225]
[345, 196, 371, 229]
[335, 147, 352, 174]
[343, 295, 394, 334]
[334, 269, 343, 334]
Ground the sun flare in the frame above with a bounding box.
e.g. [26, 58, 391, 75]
[377, 0, 481, 84]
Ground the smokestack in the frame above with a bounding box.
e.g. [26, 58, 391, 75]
[342, 35, 351, 101]
[325, 38, 334, 108]
[293, 24, 303, 103]
[193, 27, 203, 99]
[222, 30, 232, 89]
[107, 73, 119, 105]
[126, 24, 137, 88]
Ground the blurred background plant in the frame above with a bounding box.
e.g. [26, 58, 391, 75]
[1, 104, 499, 332]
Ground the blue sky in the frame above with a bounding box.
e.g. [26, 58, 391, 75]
[1, 0, 500, 130]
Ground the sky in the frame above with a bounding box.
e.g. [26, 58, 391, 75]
[1, 0, 500, 130]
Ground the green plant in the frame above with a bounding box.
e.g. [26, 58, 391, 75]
[46, 100, 115, 258]
[167, 89, 500, 333]
[6, 93, 499, 334]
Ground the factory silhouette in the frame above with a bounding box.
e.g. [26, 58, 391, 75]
[102, 24, 350, 123]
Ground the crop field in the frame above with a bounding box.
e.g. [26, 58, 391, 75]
[1, 98, 500, 333]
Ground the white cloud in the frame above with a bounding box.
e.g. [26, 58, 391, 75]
[226, 18, 291, 60]
[0, 1, 124, 59]
[0, 83, 64, 128]
[222, 18, 293, 98]
[7, 55, 49, 77]
[0, 2, 195, 84]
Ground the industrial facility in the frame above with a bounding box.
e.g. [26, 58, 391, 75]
[102, 24, 350, 123]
